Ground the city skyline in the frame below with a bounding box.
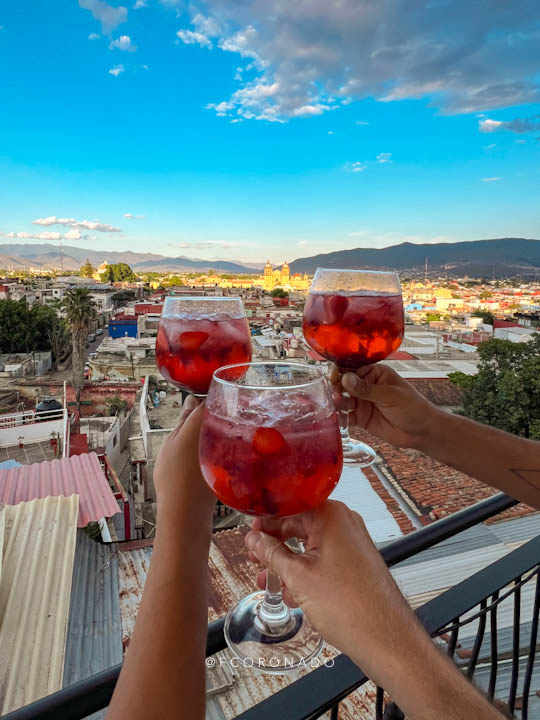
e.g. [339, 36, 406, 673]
[0, 1, 539, 264]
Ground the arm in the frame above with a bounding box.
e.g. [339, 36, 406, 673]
[334, 364, 540, 509]
[108, 397, 215, 720]
[247, 502, 505, 720]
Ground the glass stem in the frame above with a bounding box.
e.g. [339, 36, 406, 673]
[258, 569, 291, 628]
[339, 392, 353, 449]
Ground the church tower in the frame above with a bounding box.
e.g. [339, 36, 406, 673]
[264, 260, 273, 290]
[281, 260, 290, 285]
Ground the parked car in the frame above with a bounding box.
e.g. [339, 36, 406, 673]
[88, 333, 96, 343]
[96, 328, 104, 335]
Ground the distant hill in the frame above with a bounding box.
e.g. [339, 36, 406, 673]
[0, 243, 259, 274]
[288, 238, 540, 277]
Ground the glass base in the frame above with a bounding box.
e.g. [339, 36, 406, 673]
[224, 591, 323, 673]
[342, 436, 377, 466]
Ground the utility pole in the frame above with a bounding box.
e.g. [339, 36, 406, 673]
[424, 257, 428, 280]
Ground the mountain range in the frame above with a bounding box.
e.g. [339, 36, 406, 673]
[0, 244, 260, 274]
[288, 238, 540, 277]
[1, 238, 539, 277]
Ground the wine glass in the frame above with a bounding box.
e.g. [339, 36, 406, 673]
[303, 269, 404, 465]
[199, 362, 343, 672]
[155, 296, 252, 396]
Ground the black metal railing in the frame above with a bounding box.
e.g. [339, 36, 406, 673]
[1, 492, 522, 720]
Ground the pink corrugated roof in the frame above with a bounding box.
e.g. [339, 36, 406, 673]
[0, 452, 120, 527]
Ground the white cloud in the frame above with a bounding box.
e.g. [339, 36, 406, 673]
[179, 0, 540, 121]
[376, 152, 392, 164]
[482, 177, 502, 182]
[78, 0, 127, 34]
[176, 29, 212, 48]
[88, 32, 101, 40]
[484, 143, 497, 150]
[109, 35, 136, 51]
[33, 216, 121, 232]
[123, 213, 145, 219]
[133, 0, 147, 7]
[109, 64, 125, 76]
[479, 115, 540, 134]
[230, 118, 243, 123]
[479, 118, 504, 133]
[344, 161, 367, 173]
[64, 229, 82, 240]
[0, 231, 63, 241]
[356, 120, 370, 126]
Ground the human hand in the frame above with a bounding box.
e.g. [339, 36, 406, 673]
[330, 363, 442, 449]
[246, 501, 424, 686]
[153, 395, 215, 524]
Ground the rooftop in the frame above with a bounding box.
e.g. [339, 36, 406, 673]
[0, 452, 121, 527]
[0, 439, 57, 465]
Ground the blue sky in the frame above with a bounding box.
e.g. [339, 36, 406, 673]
[0, 0, 539, 265]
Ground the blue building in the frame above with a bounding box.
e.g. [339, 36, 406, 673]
[108, 316, 138, 339]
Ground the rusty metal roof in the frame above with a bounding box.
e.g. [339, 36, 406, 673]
[116, 528, 376, 719]
[63, 531, 123, 688]
[117, 544, 153, 651]
[0, 495, 78, 714]
[0, 452, 120, 527]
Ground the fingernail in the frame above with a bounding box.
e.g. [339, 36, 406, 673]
[184, 395, 198, 411]
[245, 531, 260, 550]
[343, 372, 359, 391]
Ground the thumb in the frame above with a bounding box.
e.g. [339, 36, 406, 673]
[246, 530, 296, 580]
[342, 371, 380, 401]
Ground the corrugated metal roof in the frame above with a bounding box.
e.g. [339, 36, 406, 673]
[0, 452, 120, 527]
[0, 495, 78, 714]
[474, 656, 540, 717]
[329, 466, 403, 543]
[392, 523, 501, 568]
[63, 530, 123, 687]
[489, 513, 540, 546]
[117, 544, 153, 650]
[392, 544, 511, 598]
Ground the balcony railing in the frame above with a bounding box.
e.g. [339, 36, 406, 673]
[4, 492, 537, 720]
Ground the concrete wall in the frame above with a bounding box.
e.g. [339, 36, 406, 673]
[0, 415, 64, 448]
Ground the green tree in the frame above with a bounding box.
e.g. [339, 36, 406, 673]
[472, 309, 494, 325]
[0, 299, 57, 355]
[62, 289, 97, 409]
[80, 259, 95, 278]
[103, 263, 137, 282]
[449, 336, 540, 439]
[112, 289, 136, 306]
[270, 288, 289, 298]
[425, 312, 442, 322]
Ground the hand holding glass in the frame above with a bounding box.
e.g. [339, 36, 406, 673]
[200, 362, 343, 671]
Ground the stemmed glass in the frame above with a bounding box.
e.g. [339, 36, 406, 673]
[155, 296, 252, 396]
[199, 362, 343, 672]
[303, 269, 404, 465]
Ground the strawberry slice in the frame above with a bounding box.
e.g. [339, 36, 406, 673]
[179, 331, 209, 351]
[252, 427, 287, 455]
[324, 294, 349, 324]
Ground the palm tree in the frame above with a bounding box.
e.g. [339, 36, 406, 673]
[62, 288, 97, 409]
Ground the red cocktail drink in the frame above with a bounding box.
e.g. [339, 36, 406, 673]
[156, 315, 252, 394]
[200, 402, 342, 517]
[303, 292, 404, 369]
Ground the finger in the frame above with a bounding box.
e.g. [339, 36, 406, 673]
[245, 531, 295, 577]
[253, 510, 316, 542]
[171, 395, 201, 436]
[342, 372, 388, 404]
[255, 569, 299, 608]
[329, 363, 340, 386]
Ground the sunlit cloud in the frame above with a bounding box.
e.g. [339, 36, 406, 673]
[109, 64, 125, 76]
[344, 161, 367, 173]
[481, 177, 502, 182]
[33, 216, 121, 232]
[376, 152, 392, 164]
[109, 35, 136, 52]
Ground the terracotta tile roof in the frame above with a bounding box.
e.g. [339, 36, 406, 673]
[351, 428, 535, 529]
[407, 378, 463, 407]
